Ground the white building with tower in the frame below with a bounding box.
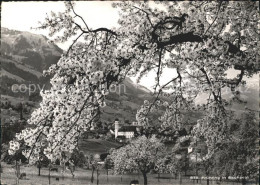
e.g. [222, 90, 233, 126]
[110, 118, 142, 139]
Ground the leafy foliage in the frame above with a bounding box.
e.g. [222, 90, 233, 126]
[212, 112, 258, 178]
[110, 135, 171, 185]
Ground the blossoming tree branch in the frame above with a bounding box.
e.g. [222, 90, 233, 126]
[9, 1, 259, 164]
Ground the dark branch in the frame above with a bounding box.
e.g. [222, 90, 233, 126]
[154, 48, 163, 91]
[66, 32, 84, 56]
[157, 32, 203, 48]
[70, 2, 90, 31]
[144, 74, 180, 118]
[203, 1, 223, 36]
[92, 28, 117, 36]
[200, 67, 219, 103]
[133, 6, 154, 27]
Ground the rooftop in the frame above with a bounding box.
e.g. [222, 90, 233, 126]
[118, 125, 140, 132]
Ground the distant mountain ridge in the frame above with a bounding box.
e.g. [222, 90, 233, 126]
[1, 27, 63, 72]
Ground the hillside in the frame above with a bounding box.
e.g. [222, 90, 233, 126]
[101, 76, 158, 124]
[1, 27, 62, 101]
[0, 27, 156, 129]
[1, 27, 63, 128]
[1, 27, 62, 71]
[78, 139, 122, 154]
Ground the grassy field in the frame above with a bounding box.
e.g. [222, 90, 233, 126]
[78, 139, 122, 154]
[1, 163, 258, 185]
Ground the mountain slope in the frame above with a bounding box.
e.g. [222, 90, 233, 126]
[1, 27, 64, 130]
[1, 27, 156, 126]
[194, 76, 259, 112]
[101, 76, 155, 123]
[1, 27, 62, 72]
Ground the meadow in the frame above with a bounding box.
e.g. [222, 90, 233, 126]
[1, 162, 257, 185]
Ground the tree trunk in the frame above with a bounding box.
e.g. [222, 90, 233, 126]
[179, 171, 182, 184]
[106, 169, 108, 182]
[206, 171, 209, 185]
[184, 155, 187, 176]
[91, 167, 95, 183]
[62, 163, 65, 180]
[142, 172, 148, 185]
[48, 166, 51, 185]
[38, 166, 41, 176]
[15, 160, 19, 185]
[196, 168, 198, 183]
[96, 169, 99, 185]
[241, 178, 246, 185]
[69, 166, 75, 178]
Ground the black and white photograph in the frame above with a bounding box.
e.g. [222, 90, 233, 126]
[0, 1, 259, 185]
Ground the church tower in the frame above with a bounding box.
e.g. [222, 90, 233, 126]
[114, 118, 119, 138]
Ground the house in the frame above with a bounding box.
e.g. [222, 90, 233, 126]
[117, 125, 139, 138]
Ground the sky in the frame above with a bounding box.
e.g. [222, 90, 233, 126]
[1, 2, 258, 91]
[1, 1, 119, 50]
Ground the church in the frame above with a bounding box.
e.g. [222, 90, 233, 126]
[110, 118, 142, 140]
